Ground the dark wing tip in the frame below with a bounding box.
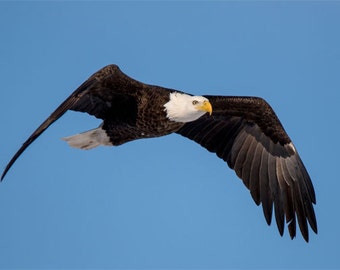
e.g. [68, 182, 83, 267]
[1, 131, 45, 181]
[1, 150, 24, 181]
[1, 123, 56, 181]
[1, 168, 8, 181]
[1, 81, 87, 180]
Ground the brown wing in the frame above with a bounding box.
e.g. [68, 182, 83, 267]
[176, 96, 317, 242]
[1, 65, 139, 180]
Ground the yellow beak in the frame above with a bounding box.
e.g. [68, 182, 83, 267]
[197, 100, 213, 116]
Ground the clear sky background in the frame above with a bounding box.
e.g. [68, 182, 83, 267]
[0, 1, 339, 269]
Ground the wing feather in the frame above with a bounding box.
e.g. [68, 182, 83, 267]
[233, 130, 251, 180]
[259, 147, 273, 225]
[240, 135, 258, 187]
[268, 142, 284, 236]
[249, 140, 262, 204]
[280, 157, 297, 238]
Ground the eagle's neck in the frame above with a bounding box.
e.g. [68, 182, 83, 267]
[163, 92, 206, 123]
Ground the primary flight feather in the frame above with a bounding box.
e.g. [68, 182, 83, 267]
[1, 64, 317, 242]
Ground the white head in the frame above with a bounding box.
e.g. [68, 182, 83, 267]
[163, 92, 212, 123]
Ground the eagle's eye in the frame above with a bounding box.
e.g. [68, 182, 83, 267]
[192, 100, 199, 105]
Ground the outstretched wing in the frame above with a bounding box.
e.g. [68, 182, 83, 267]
[176, 96, 317, 242]
[1, 65, 136, 180]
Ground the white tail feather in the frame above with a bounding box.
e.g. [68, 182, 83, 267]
[62, 127, 111, 150]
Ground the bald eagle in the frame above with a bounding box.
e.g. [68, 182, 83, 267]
[1, 64, 317, 242]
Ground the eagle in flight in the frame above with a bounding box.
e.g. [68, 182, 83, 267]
[1, 64, 317, 242]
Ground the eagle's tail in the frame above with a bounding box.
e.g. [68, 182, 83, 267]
[61, 126, 111, 150]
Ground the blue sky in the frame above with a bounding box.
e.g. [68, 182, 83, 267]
[0, 1, 339, 269]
